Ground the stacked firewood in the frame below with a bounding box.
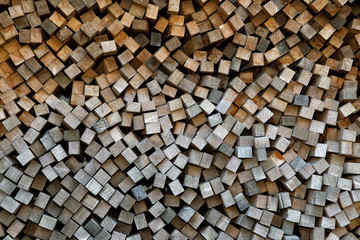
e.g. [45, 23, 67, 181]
[1, 0, 360, 239]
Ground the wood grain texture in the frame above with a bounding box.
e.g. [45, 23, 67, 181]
[0, 0, 360, 239]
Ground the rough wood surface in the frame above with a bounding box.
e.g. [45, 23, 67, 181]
[0, 0, 360, 239]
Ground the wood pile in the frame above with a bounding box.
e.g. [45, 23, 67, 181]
[1, 0, 360, 239]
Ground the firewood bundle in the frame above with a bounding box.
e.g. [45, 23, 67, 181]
[1, 0, 360, 239]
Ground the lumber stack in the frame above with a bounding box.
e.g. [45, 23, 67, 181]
[1, 0, 360, 239]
